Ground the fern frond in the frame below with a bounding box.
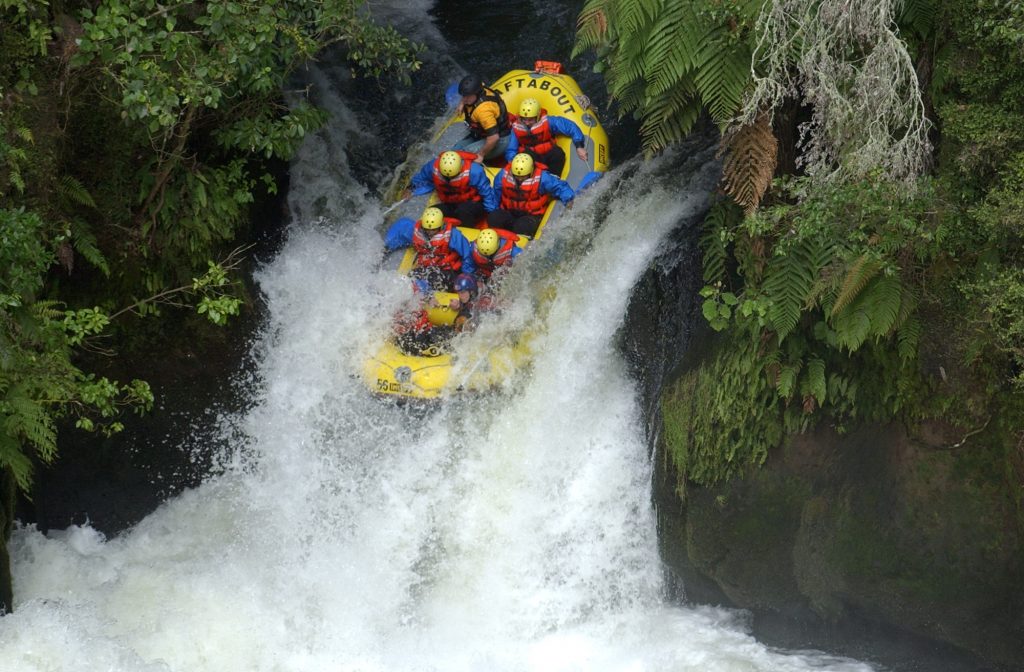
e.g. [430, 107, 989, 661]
[643, 1, 701, 97]
[897, 315, 921, 362]
[694, 29, 752, 124]
[574, 0, 613, 55]
[58, 175, 97, 209]
[3, 395, 57, 463]
[776, 360, 802, 399]
[802, 357, 827, 405]
[718, 114, 778, 214]
[897, 0, 937, 37]
[31, 299, 67, 322]
[861, 274, 903, 338]
[640, 79, 700, 153]
[832, 307, 873, 352]
[831, 254, 882, 316]
[700, 200, 740, 284]
[764, 239, 828, 341]
[0, 431, 34, 493]
[613, 0, 662, 38]
[68, 219, 111, 276]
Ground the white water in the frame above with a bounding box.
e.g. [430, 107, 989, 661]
[1, 6, 879, 669]
[1, 151, 876, 671]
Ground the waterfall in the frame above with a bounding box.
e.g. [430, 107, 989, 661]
[1, 4, 877, 670]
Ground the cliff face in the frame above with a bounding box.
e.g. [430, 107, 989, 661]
[655, 408, 1024, 668]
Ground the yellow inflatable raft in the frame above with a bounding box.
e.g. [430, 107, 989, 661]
[364, 62, 610, 400]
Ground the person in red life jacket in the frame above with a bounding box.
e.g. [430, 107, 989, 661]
[487, 153, 575, 238]
[471, 227, 522, 282]
[453, 75, 512, 163]
[383, 206, 476, 289]
[505, 97, 588, 178]
[404, 150, 498, 229]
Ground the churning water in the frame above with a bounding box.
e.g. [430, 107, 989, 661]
[2, 4, 879, 671]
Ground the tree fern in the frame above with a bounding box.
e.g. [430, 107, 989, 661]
[643, 3, 698, 96]
[575, 0, 758, 153]
[694, 31, 752, 125]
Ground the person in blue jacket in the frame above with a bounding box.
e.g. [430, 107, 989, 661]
[384, 206, 476, 289]
[487, 153, 574, 238]
[505, 97, 589, 178]
[402, 150, 498, 229]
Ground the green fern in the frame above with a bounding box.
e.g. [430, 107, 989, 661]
[860, 275, 903, 338]
[31, 299, 66, 322]
[897, 315, 922, 362]
[574, 0, 612, 55]
[802, 357, 827, 405]
[700, 200, 741, 284]
[575, 0, 758, 153]
[831, 254, 882, 316]
[764, 239, 831, 341]
[898, 0, 937, 37]
[693, 31, 752, 125]
[0, 432, 34, 493]
[57, 175, 97, 209]
[830, 274, 904, 351]
[69, 219, 111, 276]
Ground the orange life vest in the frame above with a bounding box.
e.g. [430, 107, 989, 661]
[471, 229, 518, 279]
[431, 150, 482, 203]
[463, 87, 510, 138]
[412, 218, 462, 271]
[499, 165, 548, 216]
[511, 110, 556, 155]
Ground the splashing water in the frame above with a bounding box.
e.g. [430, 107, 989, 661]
[1, 139, 875, 671]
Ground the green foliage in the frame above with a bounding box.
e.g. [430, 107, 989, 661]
[0, 1, 422, 496]
[193, 261, 242, 326]
[573, 0, 759, 153]
[0, 208, 154, 492]
[676, 179, 951, 483]
[662, 334, 781, 486]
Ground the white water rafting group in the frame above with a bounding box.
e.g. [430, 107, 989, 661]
[363, 62, 610, 400]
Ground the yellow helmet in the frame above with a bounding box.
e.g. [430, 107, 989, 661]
[420, 207, 445, 230]
[518, 98, 541, 118]
[438, 151, 463, 178]
[476, 229, 500, 256]
[510, 153, 535, 178]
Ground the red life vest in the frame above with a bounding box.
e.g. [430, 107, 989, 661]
[431, 150, 482, 204]
[511, 110, 556, 155]
[471, 229, 518, 279]
[412, 218, 462, 271]
[463, 87, 510, 138]
[499, 165, 549, 216]
[394, 307, 433, 335]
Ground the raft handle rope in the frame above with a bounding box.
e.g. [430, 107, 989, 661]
[575, 94, 596, 176]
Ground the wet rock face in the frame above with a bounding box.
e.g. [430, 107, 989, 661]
[656, 420, 1024, 668]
